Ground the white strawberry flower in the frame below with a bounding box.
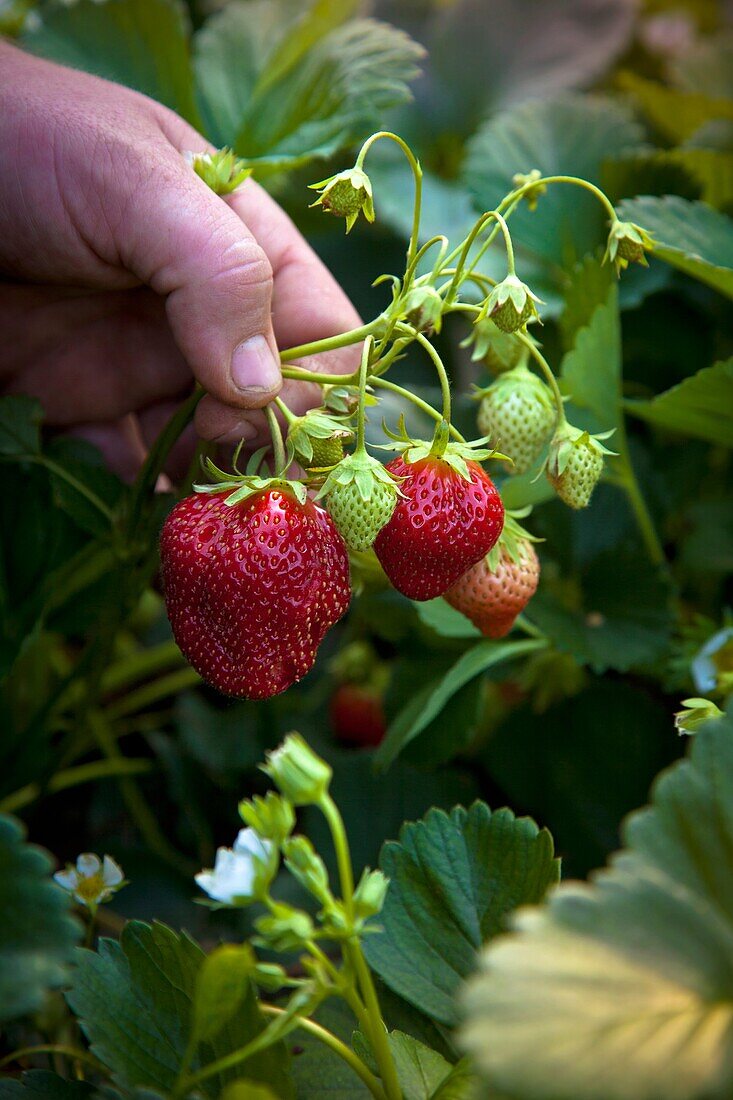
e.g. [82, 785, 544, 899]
[54, 853, 125, 908]
[195, 828, 274, 905]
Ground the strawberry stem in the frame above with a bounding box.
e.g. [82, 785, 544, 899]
[355, 130, 423, 272]
[517, 334, 566, 424]
[355, 336, 374, 453]
[266, 404, 288, 476]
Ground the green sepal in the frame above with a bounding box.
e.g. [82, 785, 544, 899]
[378, 415, 507, 480]
[194, 465, 309, 508]
[486, 508, 542, 572]
[187, 148, 251, 195]
[285, 409, 354, 468]
[401, 285, 444, 334]
[478, 274, 543, 333]
[316, 449, 403, 504]
[309, 167, 375, 233]
[604, 218, 655, 275]
[542, 423, 616, 481]
[461, 319, 535, 371]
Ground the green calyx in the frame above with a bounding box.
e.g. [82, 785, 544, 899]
[309, 167, 375, 233]
[512, 168, 547, 211]
[285, 409, 354, 469]
[187, 148, 251, 195]
[486, 507, 541, 572]
[401, 285, 444, 334]
[674, 697, 724, 736]
[460, 319, 533, 373]
[318, 450, 400, 551]
[542, 422, 616, 510]
[195, 449, 308, 508]
[605, 219, 655, 275]
[479, 274, 543, 333]
[379, 415, 505, 480]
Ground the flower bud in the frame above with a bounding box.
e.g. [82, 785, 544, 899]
[262, 733, 332, 805]
[239, 791, 295, 844]
[185, 148, 250, 195]
[675, 698, 723, 735]
[512, 169, 547, 212]
[282, 836, 332, 905]
[254, 905, 314, 952]
[353, 868, 389, 919]
[402, 285, 444, 334]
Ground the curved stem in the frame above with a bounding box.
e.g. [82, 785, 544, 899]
[356, 337, 374, 453]
[280, 320, 381, 364]
[266, 404, 287, 476]
[395, 326, 451, 424]
[0, 1045, 106, 1075]
[356, 131, 422, 269]
[499, 174, 617, 223]
[281, 365, 358, 385]
[274, 396, 298, 425]
[517, 333, 566, 423]
[260, 1007, 388, 1100]
[370, 378, 465, 443]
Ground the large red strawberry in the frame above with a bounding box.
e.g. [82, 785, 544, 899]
[445, 534, 539, 638]
[373, 454, 504, 601]
[161, 488, 350, 699]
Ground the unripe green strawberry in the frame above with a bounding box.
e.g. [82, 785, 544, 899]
[310, 434, 346, 469]
[475, 364, 556, 475]
[544, 422, 615, 509]
[318, 451, 400, 552]
[481, 275, 542, 334]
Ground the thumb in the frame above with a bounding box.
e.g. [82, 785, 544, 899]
[117, 151, 281, 410]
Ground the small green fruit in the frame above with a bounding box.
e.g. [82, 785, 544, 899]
[544, 423, 615, 509]
[476, 364, 556, 474]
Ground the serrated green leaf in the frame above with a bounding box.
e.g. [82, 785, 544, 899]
[0, 816, 81, 1023]
[464, 96, 644, 271]
[0, 1072, 93, 1100]
[624, 359, 733, 447]
[23, 0, 201, 126]
[560, 268, 621, 433]
[202, 12, 422, 169]
[192, 943, 255, 1045]
[461, 706, 733, 1100]
[617, 195, 733, 299]
[374, 639, 545, 770]
[387, 1032, 454, 1100]
[67, 921, 292, 1097]
[0, 395, 42, 457]
[529, 547, 672, 673]
[364, 801, 560, 1027]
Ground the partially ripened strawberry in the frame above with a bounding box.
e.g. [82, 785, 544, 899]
[161, 488, 350, 699]
[330, 684, 387, 747]
[373, 454, 504, 601]
[445, 539, 539, 638]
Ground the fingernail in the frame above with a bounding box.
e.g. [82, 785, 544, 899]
[231, 334, 280, 393]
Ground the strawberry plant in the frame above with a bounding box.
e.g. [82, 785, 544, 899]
[1, 2, 733, 1099]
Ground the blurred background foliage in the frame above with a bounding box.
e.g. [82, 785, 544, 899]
[0, 0, 731, 954]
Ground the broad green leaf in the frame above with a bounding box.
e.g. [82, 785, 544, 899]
[461, 706, 733, 1100]
[625, 359, 733, 448]
[0, 395, 42, 457]
[670, 31, 733, 99]
[617, 195, 733, 299]
[194, 0, 358, 148]
[617, 71, 733, 143]
[374, 639, 545, 771]
[364, 801, 560, 1027]
[221, 1084, 279, 1100]
[191, 943, 255, 1045]
[560, 268, 621, 433]
[529, 548, 672, 673]
[0, 816, 80, 1023]
[67, 921, 293, 1097]
[0, 1073, 93, 1100]
[560, 253, 615, 348]
[414, 599, 480, 640]
[291, 1000, 370, 1099]
[464, 96, 645, 271]
[387, 1032, 454, 1100]
[197, 10, 422, 169]
[23, 0, 201, 126]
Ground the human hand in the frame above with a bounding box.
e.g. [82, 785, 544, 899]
[0, 42, 361, 478]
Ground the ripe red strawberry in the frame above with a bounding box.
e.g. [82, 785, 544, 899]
[445, 539, 539, 638]
[330, 684, 387, 747]
[373, 456, 504, 601]
[160, 488, 350, 699]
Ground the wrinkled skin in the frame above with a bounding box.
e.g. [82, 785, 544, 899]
[0, 41, 360, 479]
